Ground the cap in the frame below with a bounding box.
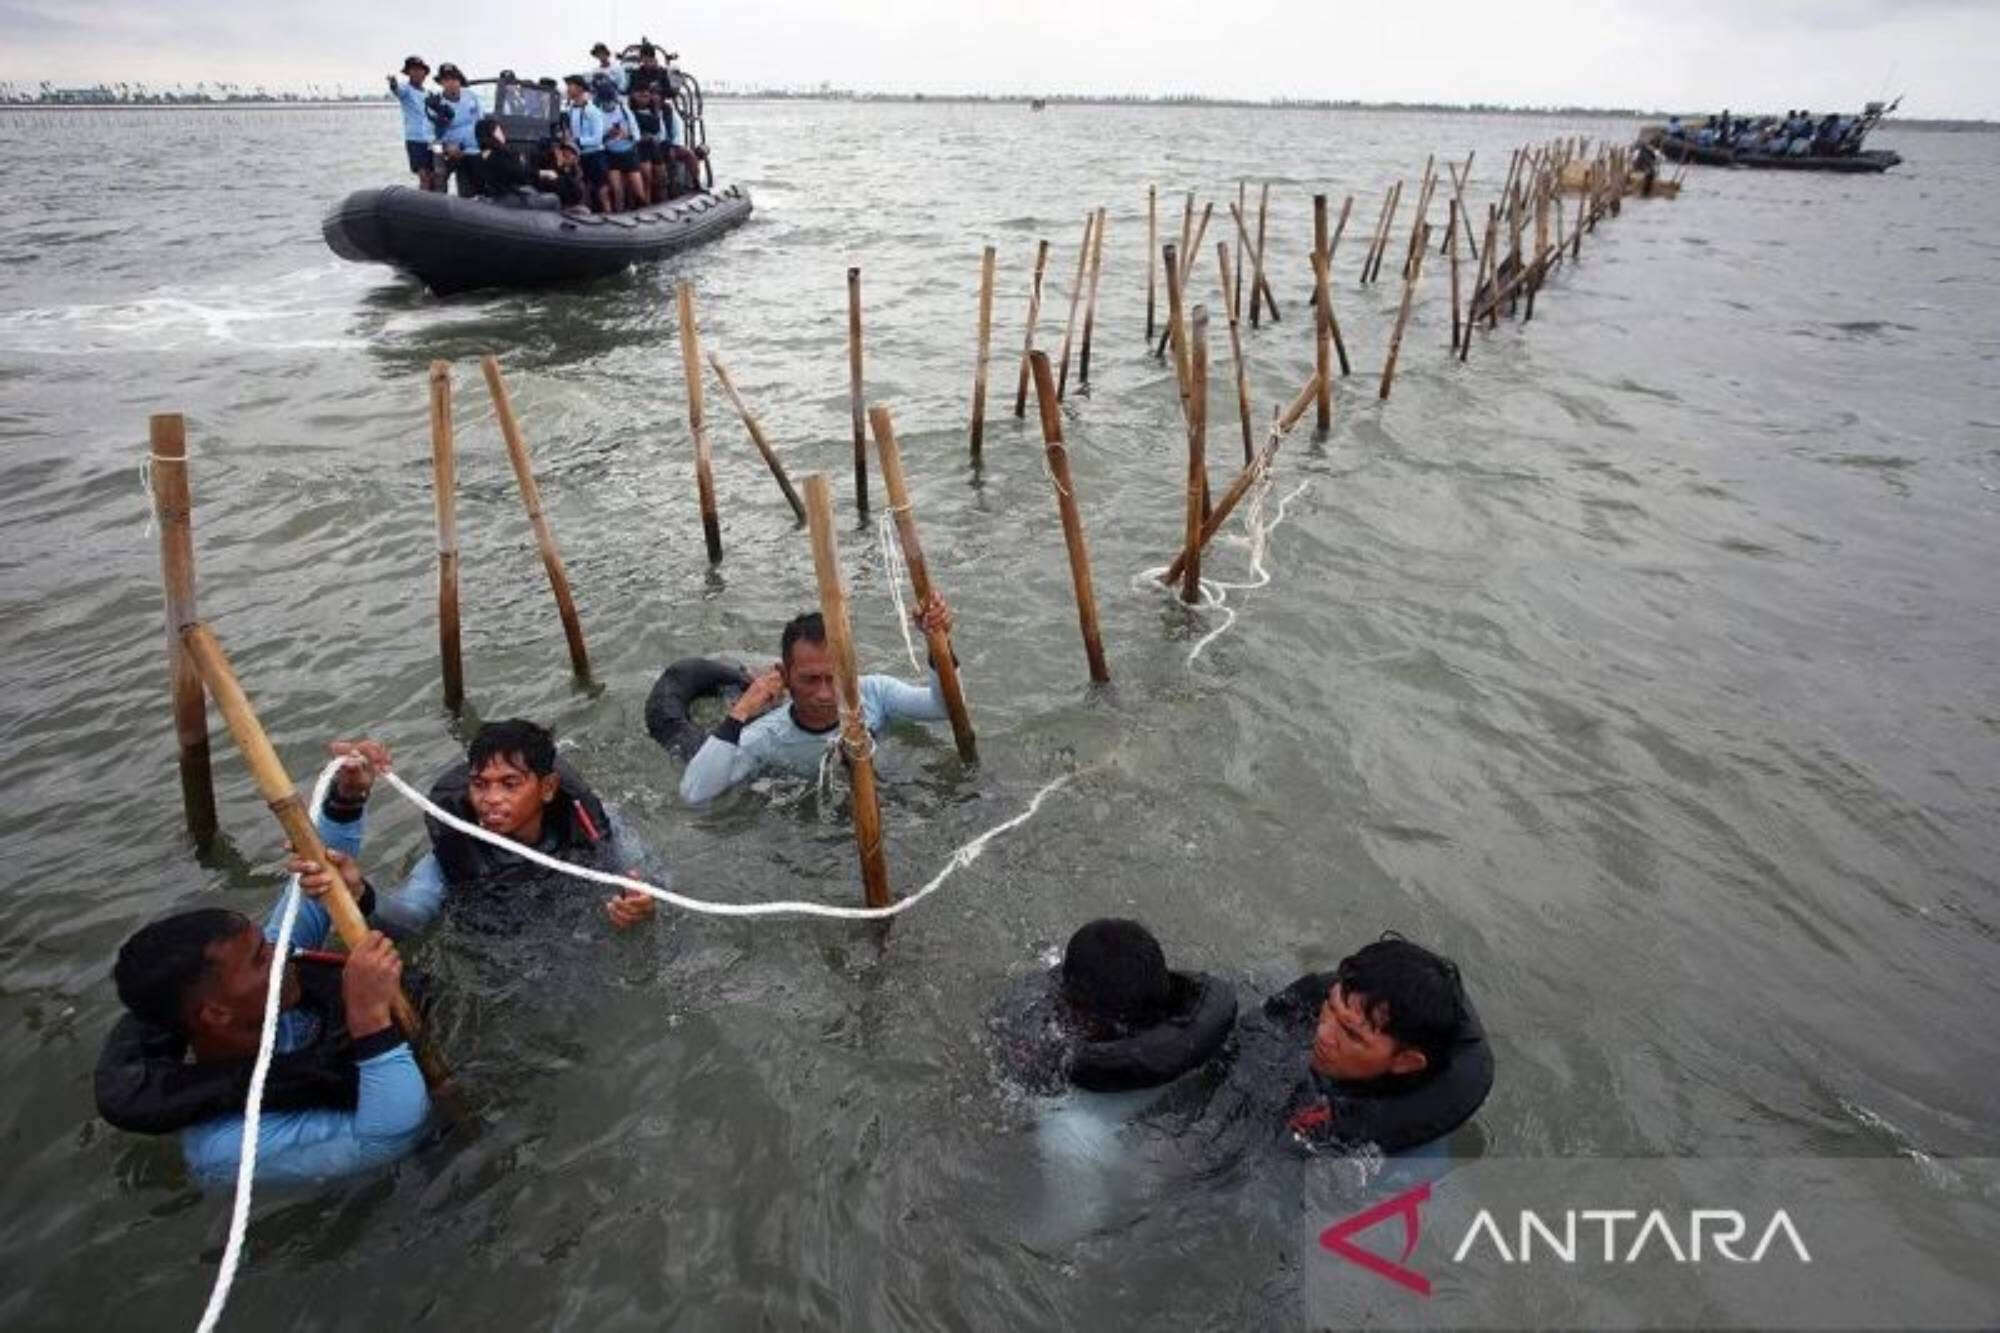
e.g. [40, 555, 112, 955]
[590, 42, 611, 56]
[402, 55, 430, 74]
[563, 73, 587, 88]
[436, 62, 464, 81]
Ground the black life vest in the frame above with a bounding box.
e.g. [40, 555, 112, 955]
[423, 759, 613, 887]
[992, 968, 1239, 1095]
[94, 957, 358, 1135]
[1267, 970, 1495, 1154]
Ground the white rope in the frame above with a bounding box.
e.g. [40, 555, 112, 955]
[875, 507, 925, 674]
[194, 760, 342, 1333]
[379, 764, 1072, 920]
[1137, 472, 1312, 666]
[194, 753, 1075, 1328]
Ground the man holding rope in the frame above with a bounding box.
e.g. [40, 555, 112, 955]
[678, 596, 956, 804]
[288, 722, 662, 934]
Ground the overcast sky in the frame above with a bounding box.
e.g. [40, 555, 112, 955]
[3, 0, 1992, 118]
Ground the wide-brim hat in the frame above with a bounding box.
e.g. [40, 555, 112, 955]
[402, 55, 430, 74]
[436, 62, 465, 81]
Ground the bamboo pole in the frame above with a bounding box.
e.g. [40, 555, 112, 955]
[847, 266, 868, 516]
[801, 475, 892, 909]
[1310, 246, 1347, 402]
[1180, 306, 1209, 604]
[1446, 158, 1480, 265]
[149, 414, 218, 845]
[481, 356, 590, 677]
[1177, 190, 1194, 283]
[1573, 170, 1587, 259]
[1056, 211, 1094, 399]
[867, 406, 976, 762]
[1079, 206, 1107, 388]
[1145, 185, 1157, 342]
[1161, 374, 1319, 586]
[1250, 183, 1270, 328]
[1403, 155, 1435, 280]
[969, 244, 996, 460]
[1216, 241, 1254, 464]
[1013, 238, 1050, 417]
[675, 284, 726, 563]
[1379, 222, 1429, 401]
[425, 366, 464, 712]
[1480, 204, 1503, 335]
[707, 352, 806, 523]
[1313, 194, 1331, 429]
[179, 623, 448, 1088]
[1162, 241, 1192, 416]
[1155, 202, 1213, 359]
[1234, 180, 1247, 322]
[1027, 352, 1110, 683]
[1363, 181, 1399, 284]
[1447, 200, 1463, 353]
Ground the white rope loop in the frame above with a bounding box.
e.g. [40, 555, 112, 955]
[195, 760, 343, 1333]
[1136, 468, 1313, 666]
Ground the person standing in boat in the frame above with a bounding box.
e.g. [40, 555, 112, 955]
[597, 75, 648, 209]
[386, 55, 437, 192]
[561, 74, 612, 213]
[429, 63, 483, 197]
[588, 41, 629, 97]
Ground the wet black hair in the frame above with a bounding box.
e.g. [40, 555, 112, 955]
[467, 718, 557, 777]
[780, 612, 827, 667]
[113, 908, 252, 1033]
[564, 73, 588, 90]
[474, 115, 502, 150]
[1333, 933, 1467, 1067]
[1061, 918, 1170, 1027]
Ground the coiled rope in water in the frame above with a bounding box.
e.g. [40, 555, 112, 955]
[1137, 470, 1314, 665]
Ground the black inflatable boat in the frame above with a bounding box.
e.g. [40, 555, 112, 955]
[323, 184, 753, 293]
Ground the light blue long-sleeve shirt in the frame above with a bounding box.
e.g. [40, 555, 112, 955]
[679, 671, 949, 804]
[565, 101, 606, 152]
[393, 79, 431, 142]
[435, 87, 481, 151]
[604, 102, 639, 156]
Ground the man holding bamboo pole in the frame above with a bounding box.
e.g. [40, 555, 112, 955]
[678, 595, 960, 804]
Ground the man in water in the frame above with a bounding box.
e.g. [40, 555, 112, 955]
[386, 55, 436, 191]
[102, 910, 427, 1186]
[289, 721, 660, 936]
[1267, 934, 1493, 1154]
[429, 62, 482, 197]
[678, 596, 956, 804]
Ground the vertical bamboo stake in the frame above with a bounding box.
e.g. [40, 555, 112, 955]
[1080, 205, 1112, 384]
[847, 266, 868, 516]
[1481, 204, 1503, 334]
[1448, 200, 1463, 353]
[1216, 242, 1254, 464]
[1027, 352, 1110, 684]
[675, 284, 726, 563]
[801, 475, 892, 909]
[1177, 191, 1194, 282]
[1227, 200, 1280, 327]
[1403, 155, 1435, 279]
[969, 244, 996, 460]
[1372, 181, 1403, 284]
[482, 355, 590, 678]
[1313, 194, 1331, 430]
[1180, 306, 1209, 605]
[1250, 183, 1271, 328]
[1145, 185, 1157, 342]
[708, 352, 807, 523]
[1056, 211, 1094, 398]
[1379, 222, 1429, 401]
[1310, 246, 1347, 404]
[1079, 205, 1107, 388]
[868, 406, 976, 761]
[1330, 193, 1355, 261]
[1446, 158, 1479, 265]
[1572, 177, 1587, 260]
[149, 414, 218, 845]
[1162, 242, 1192, 422]
[1234, 180, 1247, 321]
[1013, 239, 1050, 417]
[179, 623, 448, 1088]
[425, 366, 464, 712]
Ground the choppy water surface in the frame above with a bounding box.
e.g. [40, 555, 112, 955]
[0, 102, 1996, 1329]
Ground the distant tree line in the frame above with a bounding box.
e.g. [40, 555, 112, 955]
[0, 80, 388, 105]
